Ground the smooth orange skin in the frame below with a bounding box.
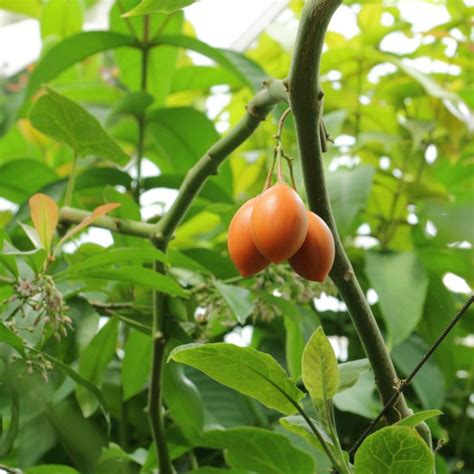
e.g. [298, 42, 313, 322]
[250, 183, 308, 263]
[289, 211, 335, 282]
[227, 198, 270, 277]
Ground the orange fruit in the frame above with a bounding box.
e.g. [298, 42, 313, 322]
[251, 183, 308, 263]
[289, 211, 335, 282]
[227, 198, 270, 277]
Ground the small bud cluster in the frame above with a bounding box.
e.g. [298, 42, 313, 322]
[6, 275, 72, 341]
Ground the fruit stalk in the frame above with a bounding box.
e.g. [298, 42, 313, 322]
[288, 0, 431, 443]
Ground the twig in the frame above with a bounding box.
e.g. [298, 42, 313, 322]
[349, 295, 473, 456]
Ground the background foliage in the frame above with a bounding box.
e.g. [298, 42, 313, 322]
[0, 0, 473, 473]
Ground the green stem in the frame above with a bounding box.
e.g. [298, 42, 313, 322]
[59, 207, 157, 239]
[64, 152, 78, 207]
[288, 0, 430, 445]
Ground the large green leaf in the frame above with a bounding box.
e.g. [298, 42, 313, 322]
[203, 427, 315, 474]
[67, 265, 186, 297]
[392, 337, 445, 409]
[25, 31, 137, 102]
[169, 343, 304, 415]
[58, 247, 165, 278]
[214, 281, 254, 325]
[394, 409, 442, 428]
[122, 329, 152, 400]
[280, 415, 333, 454]
[365, 251, 429, 347]
[41, 0, 83, 40]
[25, 465, 79, 474]
[123, 0, 196, 16]
[327, 165, 375, 237]
[171, 66, 241, 93]
[29, 88, 129, 164]
[354, 426, 434, 474]
[0, 159, 57, 203]
[338, 359, 370, 393]
[76, 318, 119, 417]
[302, 327, 339, 402]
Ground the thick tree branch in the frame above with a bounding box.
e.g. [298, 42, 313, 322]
[288, 0, 431, 444]
[155, 78, 288, 244]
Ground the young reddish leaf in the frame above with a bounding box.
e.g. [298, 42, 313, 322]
[57, 203, 121, 249]
[29, 193, 59, 255]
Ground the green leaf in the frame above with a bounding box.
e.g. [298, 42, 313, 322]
[327, 165, 375, 237]
[170, 343, 304, 415]
[2, 239, 46, 274]
[203, 427, 315, 474]
[0, 159, 57, 203]
[106, 91, 154, 126]
[123, 0, 196, 16]
[68, 266, 186, 297]
[171, 66, 241, 93]
[0, 0, 42, 18]
[29, 88, 129, 164]
[0, 232, 19, 278]
[338, 359, 370, 393]
[25, 465, 79, 474]
[394, 409, 442, 428]
[58, 247, 165, 278]
[122, 330, 152, 400]
[392, 337, 445, 409]
[333, 371, 381, 419]
[35, 349, 110, 427]
[280, 415, 333, 454]
[354, 426, 434, 474]
[76, 318, 119, 417]
[0, 322, 26, 356]
[163, 361, 205, 441]
[214, 281, 254, 325]
[365, 252, 428, 347]
[25, 31, 136, 103]
[41, 0, 83, 40]
[302, 327, 339, 402]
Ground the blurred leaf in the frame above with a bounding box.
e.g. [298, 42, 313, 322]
[203, 427, 315, 474]
[0, 0, 42, 17]
[0, 322, 25, 355]
[68, 266, 186, 297]
[171, 66, 240, 93]
[29, 88, 129, 164]
[394, 409, 442, 428]
[354, 426, 434, 474]
[123, 0, 196, 16]
[106, 91, 154, 126]
[327, 165, 375, 237]
[41, 0, 83, 40]
[302, 327, 339, 402]
[25, 31, 136, 103]
[214, 281, 254, 325]
[29, 193, 59, 255]
[58, 247, 165, 278]
[122, 329, 152, 400]
[2, 239, 46, 274]
[25, 465, 79, 474]
[392, 337, 445, 409]
[170, 343, 304, 415]
[76, 317, 119, 417]
[338, 359, 370, 393]
[0, 160, 57, 203]
[365, 252, 429, 347]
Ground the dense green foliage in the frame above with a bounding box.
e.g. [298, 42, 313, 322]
[0, 0, 472, 473]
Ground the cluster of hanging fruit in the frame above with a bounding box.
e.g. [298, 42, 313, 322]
[227, 113, 335, 282]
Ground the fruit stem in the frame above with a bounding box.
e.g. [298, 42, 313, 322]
[263, 148, 278, 191]
[282, 151, 297, 191]
[276, 145, 284, 183]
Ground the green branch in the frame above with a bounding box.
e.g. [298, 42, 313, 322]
[287, 0, 431, 444]
[59, 207, 157, 239]
[155, 78, 288, 244]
